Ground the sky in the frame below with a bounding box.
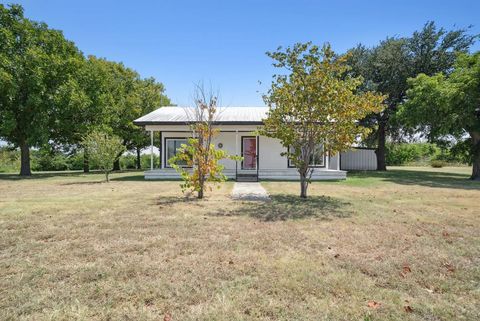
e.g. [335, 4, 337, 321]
[2, 0, 479, 107]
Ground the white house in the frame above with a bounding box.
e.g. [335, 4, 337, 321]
[134, 106, 376, 181]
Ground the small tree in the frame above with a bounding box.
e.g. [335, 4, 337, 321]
[169, 85, 239, 199]
[82, 130, 125, 182]
[262, 43, 384, 198]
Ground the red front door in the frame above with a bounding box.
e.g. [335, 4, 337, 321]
[242, 137, 257, 169]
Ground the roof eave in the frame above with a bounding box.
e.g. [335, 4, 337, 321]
[133, 120, 265, 126]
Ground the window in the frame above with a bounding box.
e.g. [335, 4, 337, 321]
[288, 143, 325, 167]
[165, 138, 188, 167]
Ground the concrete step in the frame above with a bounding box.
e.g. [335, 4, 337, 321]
[236, 174, 258, 182]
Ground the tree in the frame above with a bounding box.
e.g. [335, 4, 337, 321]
[52, 56, 117, 173]
[0, 4, 85, 176]
[399, 52, 480, 180]
[347, 22, 477, 170]
[96, 61, 169, 171]
[82, 130, 125, 182]
[262, 43, 384, 198]
[169, 85, 238, 199]
[54, 57, 170, 172]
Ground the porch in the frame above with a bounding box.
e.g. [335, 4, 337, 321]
[144, 126, 346, 181]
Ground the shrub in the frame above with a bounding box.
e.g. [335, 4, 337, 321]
[141, 154, 160, 169]
[430, 160, 446, 168]
[31, 150, 70, 171]
[386, 143, 440, 166]
[120, 154, 137, 169]
[0, 147, 20, 172]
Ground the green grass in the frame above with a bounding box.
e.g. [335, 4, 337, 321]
[0, 167, 479, 320]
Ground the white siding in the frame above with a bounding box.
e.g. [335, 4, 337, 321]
[340, 149, 377, 170]
[328, 153, 340, 170]
[154, 130, 346, 180]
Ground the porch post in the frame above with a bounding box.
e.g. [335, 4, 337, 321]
[235, 130, 238, 179]
[325, 150, 330, 169]
[160, 131, 163, 169]
[150, 130, 154, 171]
[336, 152, 340, 170]
[256, 134, 259, 181]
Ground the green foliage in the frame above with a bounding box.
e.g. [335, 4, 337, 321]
[346, 22, 477, 168]
[386, 143, 440, 166]
[400, 52, 480, 179]
[82, 131, 125, 182]
[0, 4, 170, 175]
[169, 138, 239, 196]
[0, 147, 19, 172]
[120, 153, 159, 169]
[0, 4, 85, 175]
[262, 42, 384, 197]
[31, 149, 70, 171]
[0, 147, 161, 173]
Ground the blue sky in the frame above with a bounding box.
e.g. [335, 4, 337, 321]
[3, 0, 479, 106]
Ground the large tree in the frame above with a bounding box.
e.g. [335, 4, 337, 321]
[400, 52, 480, 180]
[52, 56, 116, 172]
[99, 61, 169, 171]
[262, 43, 384, 198]
[53, 57, 170, 171]
[347, 22, 477, 170]
[0, 4, 85, 176]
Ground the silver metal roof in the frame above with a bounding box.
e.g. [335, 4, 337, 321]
[134, 106, 269, 125]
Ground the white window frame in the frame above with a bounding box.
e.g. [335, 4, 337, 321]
[288, 143, 325, 168]
[165, 138, 189, 168]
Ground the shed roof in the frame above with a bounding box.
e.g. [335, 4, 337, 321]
[134, 106, 269, 125]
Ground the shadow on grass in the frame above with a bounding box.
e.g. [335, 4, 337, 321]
[215, 194, 352, 221]
[0, 170, 147, 182]
[155, 195, 211, 210]
[0, 170, 90, 181]
[347, 169, 480, 190]
[110, 174, 147, 182]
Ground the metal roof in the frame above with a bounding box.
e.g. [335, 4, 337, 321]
[134, 106, 269, 125]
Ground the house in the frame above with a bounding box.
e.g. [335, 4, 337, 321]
[133, 106, 376, 181]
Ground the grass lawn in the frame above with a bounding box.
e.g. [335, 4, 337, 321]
[0, 167, 479, 320]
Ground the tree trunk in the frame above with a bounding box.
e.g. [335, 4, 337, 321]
[105, 171, 110, 182]
[198, 172, 204, 199]
[83, 150, 90, 173]
[375, 122, 387, 171]
[136, 147, 141, 169]
[113, 150, 123, 171]
[113, 158, 121, 171]
[300, 173, 308, 198]
[471, 132, 480, 181]
[20, 141, 31, 176]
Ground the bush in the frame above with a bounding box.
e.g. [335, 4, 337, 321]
[120, 154, 137, 169]
[31, 150, 70, 171]
[386, 143, 440, 166]
[0, 147, 20, 172]
[430, 160, 446, 168]
[141, 154, 160, 169]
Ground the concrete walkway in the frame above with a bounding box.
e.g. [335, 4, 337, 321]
[231, 182, 270, 200]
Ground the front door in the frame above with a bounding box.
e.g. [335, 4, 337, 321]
[242, 137, 257, 169]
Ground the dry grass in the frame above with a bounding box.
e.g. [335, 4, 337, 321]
[0, 167, 479, 320]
